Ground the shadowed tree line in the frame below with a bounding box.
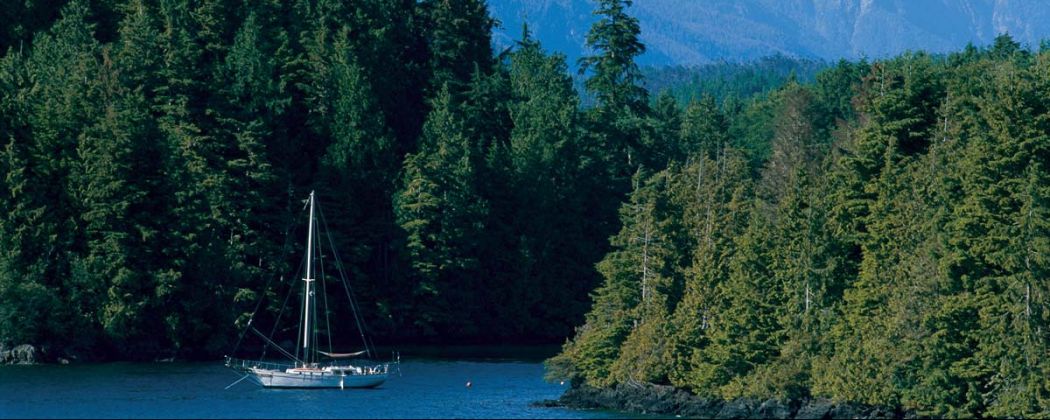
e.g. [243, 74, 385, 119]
[0, 0, 610, 359]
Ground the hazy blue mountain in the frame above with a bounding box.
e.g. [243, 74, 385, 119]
[489, 0, 1050, 66]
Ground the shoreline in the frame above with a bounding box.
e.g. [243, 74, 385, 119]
[1, 343, 563, 365]
[538, 383, 916, 419]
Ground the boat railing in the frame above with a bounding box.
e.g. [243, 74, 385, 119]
[225, 356, 296, 372]
[327, 362, 391, 376]
[225, 356, 391, 376]
[345, 363, 391, 376]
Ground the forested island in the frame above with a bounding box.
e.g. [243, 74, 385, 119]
[2, 0, 1049, 417]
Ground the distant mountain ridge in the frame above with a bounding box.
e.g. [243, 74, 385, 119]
[488, 0, 1050, 66]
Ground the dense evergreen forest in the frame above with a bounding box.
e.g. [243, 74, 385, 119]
[3, 0, 786, 360]
[0, 0, 617, 358]
[640, 55, 827, 106]
[543, 4, 1050, 419]
[3, 0, 1050, 416]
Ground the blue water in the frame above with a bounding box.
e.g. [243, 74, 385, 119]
[0, 359, 636, 418]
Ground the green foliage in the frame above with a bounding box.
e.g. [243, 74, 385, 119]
[555, 169, 672, 386]
[642, 55, 828, 106]
[580, 0, 647, 115]
[394, 86, 488, 336]
[678, 95, 727, 159]
[551, 24, 1050, 418]
[502, 33, 598, 338]
[421, 0, 495, 97]
[4, 4, 1050, 418]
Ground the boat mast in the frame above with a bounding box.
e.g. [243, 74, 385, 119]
[302, 191, 316, 366]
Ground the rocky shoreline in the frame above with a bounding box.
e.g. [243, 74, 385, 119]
[0, 344, 38, 365]
[536, 382, 917, 419]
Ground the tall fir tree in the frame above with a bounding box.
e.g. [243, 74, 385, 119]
[580, 0, 649, 179]
[665, 148, 754, 394]
[419, 0, 495, 98]
[15, 0, 103, 354]
[504, 29, 595, 338]
[394, 85, 488, 337]
[580, 0, 647, 115]
[548, 168, 665, 387]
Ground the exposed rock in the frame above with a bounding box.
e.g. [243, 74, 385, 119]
[1, 344, 38, 364]
[755, 399, 793, 419]
[13, 344, 37, 364]
[552, 382, 914, 419]
[559, 383, 724, 417]
[794, 398, 833, 419]
[829, 404, 856, 419]
[529, 399, 564, 408]
[717, 399, 755, 419]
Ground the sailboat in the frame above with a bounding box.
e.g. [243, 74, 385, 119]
[225, 191, 394, 389]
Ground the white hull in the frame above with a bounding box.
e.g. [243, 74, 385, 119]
[249, 367, 388, 389]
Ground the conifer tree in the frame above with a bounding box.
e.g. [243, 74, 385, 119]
[71, 52, 161, 354]
[607, 168, 689, 385]
[307, 26, 399, 330]
[504, 31, 594, 337]
[211, 7, 290, 336]
[351, 0, 427, 156]
[579, 0, 649, 179]
[394, 86, 488, 336]
[0, 47, 56, 348]
[17, 0, 103, 353]
[949, 57, 1050, 417]
[640, 91, 682, 166]
[814, 53, 949, 409]
[723, 85, 845, 400]
[679, 95, 727, 160]
[666, 149, 753, 393]
[580, 0, 647, 115]
[549, 168, 665, 387]
[420, 0, 495, 97]
[150, 0, 237, 355]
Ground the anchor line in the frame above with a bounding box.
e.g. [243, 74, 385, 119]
[225, 373, 252, 390]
